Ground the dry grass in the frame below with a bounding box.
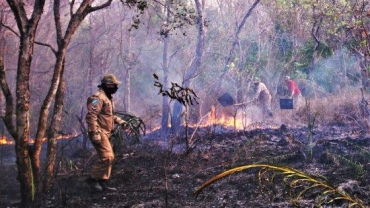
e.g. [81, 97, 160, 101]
[295, 91, 363, 127]
[268, 93, 358, 128]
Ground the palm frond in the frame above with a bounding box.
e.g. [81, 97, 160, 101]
[194, 164, 365, 207]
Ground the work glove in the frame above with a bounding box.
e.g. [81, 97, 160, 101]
[118, 120, 128, 128]
[90, 132, 101, 144]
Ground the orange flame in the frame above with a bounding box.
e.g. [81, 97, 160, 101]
[0, 134, 78, 145]
[0, 136, 14, 145]
[27, 137, 47, 144]
[28, 134, 77, 144]
[196, 106, 247, 130]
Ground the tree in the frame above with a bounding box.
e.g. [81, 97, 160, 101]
[147, 0, 200, 138]
[171, 0, 206, 134]
[2, 1, 46, 206]
[215, 0, 261, 93]
[2, 0, 113, 206]
[159, 0, 171, 139]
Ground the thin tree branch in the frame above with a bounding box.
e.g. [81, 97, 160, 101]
[87, 0, 113, 13]
[34, 41, 57, 54]
[0, 22, 19, 36]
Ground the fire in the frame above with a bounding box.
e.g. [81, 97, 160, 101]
[28, 134, 78, 144]
[0, 134, 78, 145]
[202, 113, 245, 130]
[0, 136, 14, 145]
[197, 106, 247, 130]
[27, 137, 47, 144]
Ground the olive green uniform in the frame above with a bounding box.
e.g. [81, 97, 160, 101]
[86, 89, 125, 180]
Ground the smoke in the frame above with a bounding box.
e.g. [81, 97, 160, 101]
[242, 105, 264, 124]
[309, 48, 360, 96]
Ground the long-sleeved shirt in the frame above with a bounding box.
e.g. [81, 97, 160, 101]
[252, 82, 271, 101]
[86, 89, 125, 134]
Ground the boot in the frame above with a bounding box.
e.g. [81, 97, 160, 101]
[99, 180, 117, 192]
[87, 178, 103, 192]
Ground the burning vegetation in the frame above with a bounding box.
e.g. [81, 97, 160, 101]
[0, 136, 13, 145]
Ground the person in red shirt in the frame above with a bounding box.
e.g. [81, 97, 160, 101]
[284, 76, 304, 109]
[285, 76, 301, 97]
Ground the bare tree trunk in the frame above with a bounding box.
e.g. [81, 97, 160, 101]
[4, 0, 113, 205]
[123, 67, 131, 112]
[5, 1, 46, 206]
[16, 32, 35, 208]
[160, 0, 171, 139]
[41, 0, 113, 191]
[43, 69, 66, 194]
[161, 34, 170, 139]
[171, 0, 205, 133]
[88, 19, 96, 96]
[0, 58, 3, 137]
[119, 35, 132, 113]
[33, 0, 114, 197]
[0, 14, 5, 118]
[32, 52, 65, 195]
[309, 4, 323, 82]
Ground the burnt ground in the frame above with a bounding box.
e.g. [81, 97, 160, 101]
[1, 105, 370, 207]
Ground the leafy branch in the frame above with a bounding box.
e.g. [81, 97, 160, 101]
[110, 111, 146, 152]
[153, 73, 199, 107]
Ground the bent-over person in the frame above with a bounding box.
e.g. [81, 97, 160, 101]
[250, 78, 274, 118]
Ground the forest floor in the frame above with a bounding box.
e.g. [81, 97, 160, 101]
[1, 102, 370, 208]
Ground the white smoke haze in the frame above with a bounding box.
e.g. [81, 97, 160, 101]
[310, 49, 360, 94]
[0, 0, 368, 137]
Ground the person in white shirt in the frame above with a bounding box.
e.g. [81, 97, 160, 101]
[250, 78, 273, 118]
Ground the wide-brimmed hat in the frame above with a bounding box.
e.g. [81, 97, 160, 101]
[101, 74, 121, 85]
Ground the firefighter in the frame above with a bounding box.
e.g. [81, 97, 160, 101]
[250, 78, 273, 118]
[86, 74, 127, 192]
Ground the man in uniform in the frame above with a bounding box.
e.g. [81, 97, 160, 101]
[250, 78, 273, 118]
[86, 74, 127, 192]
